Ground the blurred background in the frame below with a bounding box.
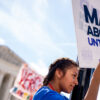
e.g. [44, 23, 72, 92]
[1, 0, 98, 100]
[0, 0, 77, 76]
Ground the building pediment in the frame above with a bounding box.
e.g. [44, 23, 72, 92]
[0, 45, 25, 66]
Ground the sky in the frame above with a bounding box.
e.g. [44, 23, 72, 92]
[0, 0, 100, 99]
[0, 0, 77, 76]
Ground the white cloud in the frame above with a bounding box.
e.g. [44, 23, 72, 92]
[0, 38, 5, 45]
[29, 60, 48, 76]
[59, 42, 76, 47]
[0, 0, 66, 56]
[63, 0, 69, 5]
[0, 0, 76, 62]
[32, 0, 48, 21]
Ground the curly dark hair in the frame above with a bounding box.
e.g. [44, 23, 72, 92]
[43, 57, 78, 86]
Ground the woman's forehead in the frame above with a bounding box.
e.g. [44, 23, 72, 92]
[66, 66, 79, 73]
[65, 65, 79, 70]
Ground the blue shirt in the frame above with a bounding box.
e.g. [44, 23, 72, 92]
[33, 86, 69, 100]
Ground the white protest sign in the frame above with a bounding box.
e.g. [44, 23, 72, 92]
[10, 64, 44, 100]
[72, 0, 100, 68]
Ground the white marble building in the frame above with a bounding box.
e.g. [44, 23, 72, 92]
[0, 45, 25, 100]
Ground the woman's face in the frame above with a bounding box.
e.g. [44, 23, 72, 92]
[59, 66, 79, 93]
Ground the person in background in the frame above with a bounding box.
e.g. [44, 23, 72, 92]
[33, 57, 100, 100]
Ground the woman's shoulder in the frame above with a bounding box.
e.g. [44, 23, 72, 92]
[34, 86, 59, 97]
[33, 86, 69, 100]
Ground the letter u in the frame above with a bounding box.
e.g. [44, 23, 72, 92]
[88, 37, 93, 46]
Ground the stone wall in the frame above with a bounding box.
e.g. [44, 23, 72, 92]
[0, 46, 25, 100]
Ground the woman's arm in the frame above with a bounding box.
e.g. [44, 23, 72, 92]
[84, 63, 100, 100]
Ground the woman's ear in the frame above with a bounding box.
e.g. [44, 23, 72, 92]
[55, 69, 63, 79]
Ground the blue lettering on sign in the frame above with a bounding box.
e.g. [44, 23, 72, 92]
[88, 37, 100, 47]
[87, 26, 100, 37]
[83, 5, 100, 47]
[84, 5, 100, 26]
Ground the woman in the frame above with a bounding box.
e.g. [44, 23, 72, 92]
[33, 58, 100, 100]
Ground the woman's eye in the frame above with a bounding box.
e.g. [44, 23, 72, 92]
[73, 74, 76, 79]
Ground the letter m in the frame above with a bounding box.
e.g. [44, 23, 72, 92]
[84, 5, 98, 25]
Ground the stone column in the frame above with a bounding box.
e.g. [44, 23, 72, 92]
[0, 71, 5, 88]
[1, 74, 15, 100]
